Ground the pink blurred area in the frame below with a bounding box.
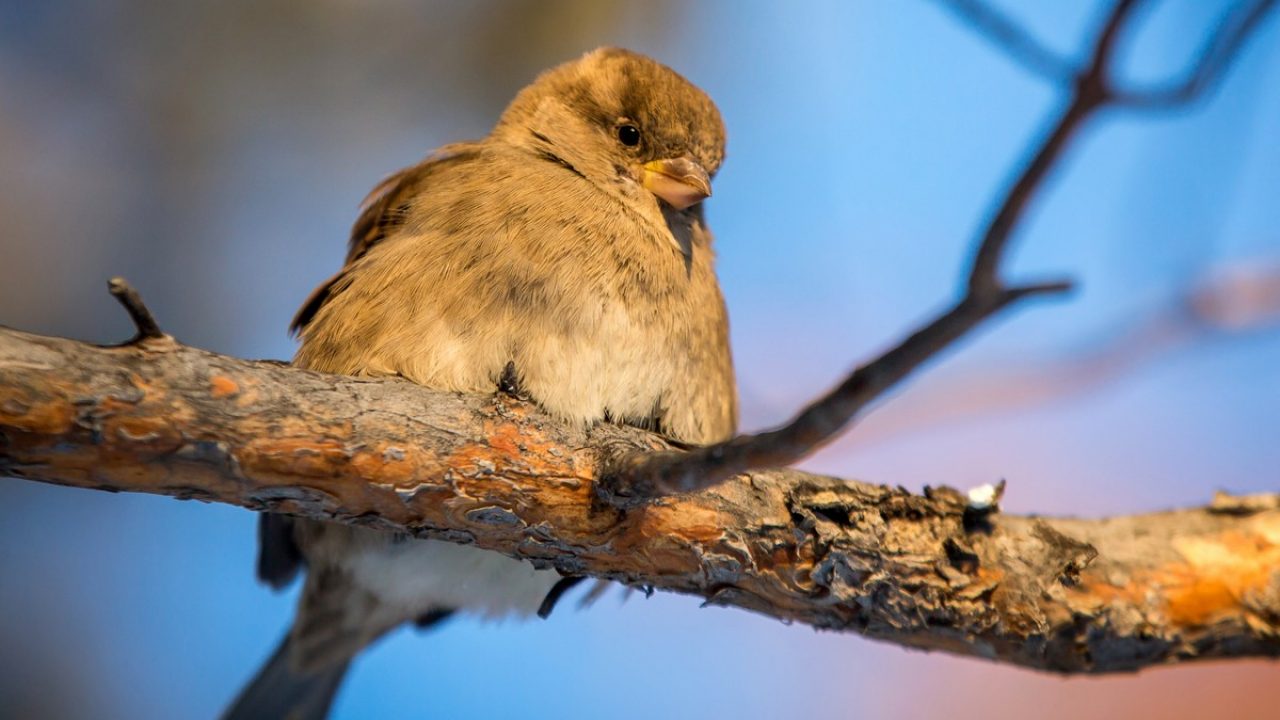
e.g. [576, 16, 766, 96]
[1, 1, 1277, 718]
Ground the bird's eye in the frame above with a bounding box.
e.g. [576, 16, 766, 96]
[617, 124, 641, 147]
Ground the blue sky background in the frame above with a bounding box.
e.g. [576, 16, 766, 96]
[1, 1, 1278, 718]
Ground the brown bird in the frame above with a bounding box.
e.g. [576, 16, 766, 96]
[225, 47, 736, 720]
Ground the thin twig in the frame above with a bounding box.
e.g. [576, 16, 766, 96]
[814, 261, 1280, 452]
[107, 277, 165, 341]
[933, 0, 1075, 82]
[600, 0, 1276, 507]
[1113, 0, 1278, 108]
[965, 0, 1139, 294]
[599, 283, 1067, 504]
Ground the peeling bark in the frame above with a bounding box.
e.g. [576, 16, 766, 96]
[2, 325, 1278, 673]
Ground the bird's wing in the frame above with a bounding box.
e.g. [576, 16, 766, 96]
[268, 144, 484, 591]
[289, 143, 482, 335]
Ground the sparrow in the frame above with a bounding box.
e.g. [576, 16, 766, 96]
[224, 47, 737, 720]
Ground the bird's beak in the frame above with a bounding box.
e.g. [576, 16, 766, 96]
[641, 157, 712, 210]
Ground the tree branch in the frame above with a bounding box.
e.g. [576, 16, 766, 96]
[596, 282, 1070, 506]
[2, 324, 1278, 673]
[598, 0, 1276, 505]
[963, 0, 1140, 294]
[820, 260, 1280, 452]
[932, 0, 1075, 83]
[2, 0, 1278, 676]
[107, 276, 166, 343]
[1113, 0, 1279, 109]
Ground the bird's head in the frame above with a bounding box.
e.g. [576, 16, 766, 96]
[494, 47, 725, 216]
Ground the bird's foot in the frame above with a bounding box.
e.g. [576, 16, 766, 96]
[537, 576, 585, 619]
[497, 360, 530, 400]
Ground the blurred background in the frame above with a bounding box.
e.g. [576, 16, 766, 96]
[2, 0, 1278, 718]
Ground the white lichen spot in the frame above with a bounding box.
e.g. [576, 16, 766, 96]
[967, 483, 999, 510]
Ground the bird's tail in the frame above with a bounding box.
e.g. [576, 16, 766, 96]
[222, 629, 350, 720]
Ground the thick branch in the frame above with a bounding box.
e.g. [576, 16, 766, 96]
[3, 326, 1278, 673]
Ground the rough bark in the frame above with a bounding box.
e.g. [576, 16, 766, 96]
[3, 325, 1278, 674]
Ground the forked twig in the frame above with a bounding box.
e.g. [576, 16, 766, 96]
[933, 0, 1074, 82]
[1114, 0, 1278, 108]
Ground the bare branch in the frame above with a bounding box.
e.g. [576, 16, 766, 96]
[597, 282, 1071, 505]
[966, 0, 1140, 293]
[599, 0, 1276, 507]
[107, 277, 166, 342]
[2, 325, 1278, 673]
[603, 0, 1140, 504]
[824, 261, 1280, 451]
[932, 0, 1075, 82]
[1113, 0, 1279, 109]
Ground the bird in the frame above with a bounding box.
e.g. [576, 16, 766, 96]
[224, 46, 737, 720]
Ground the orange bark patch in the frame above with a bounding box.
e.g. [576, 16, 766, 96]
[441, 441, 501, 478]
[1079, 523, 1280, 629]
[0, 391, 74, 434]
[1164, 529, 1280, 626]
[210, 375, 240, 398]
[106, 415, 182, 453]
[484, 419, 526, 456]
[622, 501, 726, 549]
[242, 438, 351, 480]
[348, 443, 422, 486]
[479, 417, 586, 480]
[1162, 572, 1238, 626]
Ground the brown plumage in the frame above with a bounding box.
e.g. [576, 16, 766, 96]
[225, 47, 737, 720]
